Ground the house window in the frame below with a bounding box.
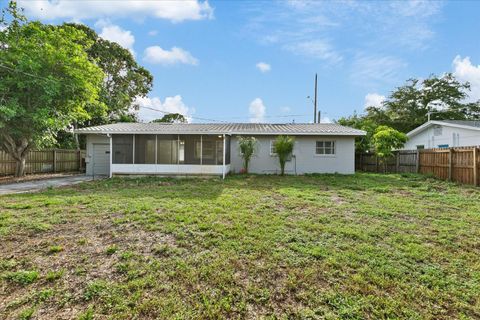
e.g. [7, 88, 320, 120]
[270, 140, 277, 155]
[134, 135, 156, 164]
[316, 141, 335, 155]
[416, 145, 425, 150]
[112, 135, 133, 164]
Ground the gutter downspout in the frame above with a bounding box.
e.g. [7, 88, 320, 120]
[222, 134, 226, 180]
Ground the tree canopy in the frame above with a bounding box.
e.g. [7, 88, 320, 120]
[63, 23, 153, 125]
[151, 113, 187, 123]
[0, 2, 105, 176]
[338, 73, 480, 152]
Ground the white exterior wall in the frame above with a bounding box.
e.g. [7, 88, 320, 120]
[230, 135, 355, 174]
[111, 164, 230, 176]
[86, 134, 357, 176]
[85, 134, 110, 176]
[405, 125, 480, 149]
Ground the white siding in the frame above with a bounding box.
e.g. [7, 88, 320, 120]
[230, 135, 355, 174]
[405, 125, 480, 149]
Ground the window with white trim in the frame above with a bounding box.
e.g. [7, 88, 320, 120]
[270, 140, 277, 155]
[316, 141, 335, 155]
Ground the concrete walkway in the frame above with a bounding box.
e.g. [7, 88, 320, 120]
[0, 175, 97, 195]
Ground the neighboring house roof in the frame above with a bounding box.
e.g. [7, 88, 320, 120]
[75, 122, 366, 136]
[407, 120, 480, 137]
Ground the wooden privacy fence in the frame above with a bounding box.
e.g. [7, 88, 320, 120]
[356, 146, 480, 186]
[0, 149, 85, 176]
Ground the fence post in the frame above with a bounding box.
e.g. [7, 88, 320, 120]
[415, 150, 420, 173]
[448, 148, 453, 181]
[474, 147, 478, 186]
[53, 149, 57, 173]
[396, 152, 400, 173]
[77, 149, 81, 171]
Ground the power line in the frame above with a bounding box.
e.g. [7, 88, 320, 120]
[1, 62, 315, 123]
[138, 105, 228, 123]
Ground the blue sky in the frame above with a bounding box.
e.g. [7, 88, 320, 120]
[7, 0, 480, 123]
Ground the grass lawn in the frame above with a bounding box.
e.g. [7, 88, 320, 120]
[1, 173, 479, 319]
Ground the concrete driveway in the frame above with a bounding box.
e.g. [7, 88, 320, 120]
[0, 175, 98, 195]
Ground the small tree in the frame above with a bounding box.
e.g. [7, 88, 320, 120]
[238, 136, 257, 174]
[274, 136, 294, 176]
[373, 126, 408, 172]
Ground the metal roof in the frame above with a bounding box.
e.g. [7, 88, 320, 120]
[75, 122, 366, 136]
[407, 120, 480, 137]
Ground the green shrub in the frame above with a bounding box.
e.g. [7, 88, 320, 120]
[3, 270, 39, 285]
[48, 245, 63, 254]
[46, 269, 64, 282]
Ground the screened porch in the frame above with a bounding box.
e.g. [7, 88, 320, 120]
[110, 134, 231, 177]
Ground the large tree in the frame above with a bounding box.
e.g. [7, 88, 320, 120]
[0, 2, 105, 176]
[366, 74, 480, 133]
[64, 23, 153, 125]
[338, 73, 480, 152]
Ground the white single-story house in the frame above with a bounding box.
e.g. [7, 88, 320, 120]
[75, 123, 365, 178]
[405, 120, 480, 150]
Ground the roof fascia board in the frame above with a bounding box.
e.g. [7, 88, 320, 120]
[75, 130, 366, 136]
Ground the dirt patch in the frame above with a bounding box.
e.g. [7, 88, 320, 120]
[0, 213, 178, 319]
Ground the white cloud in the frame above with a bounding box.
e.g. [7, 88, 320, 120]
[144, 46, 198, 66]
[256, 62, 271, 73]
[18, 0, 213, 23]
[246, 0, 443, 62]
[453, 55, 480, 102]
[135, 95, 193, 122]
[351, 54, 407, 87]
[98, 23, 135, 54]
[285, 40, 342, 64]
[249, 98, 266, 123]
[364, 93, 386, 109]
[148, 30, 158, 36]
[320, 116, 332, 124]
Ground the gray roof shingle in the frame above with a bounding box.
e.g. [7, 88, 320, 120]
[75, 123, 365, 136]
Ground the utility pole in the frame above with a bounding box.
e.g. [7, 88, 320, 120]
[314, 73, 318, 123]
[318, 111, 321, 124]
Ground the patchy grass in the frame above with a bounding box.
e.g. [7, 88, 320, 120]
[0, 173, 479, 319]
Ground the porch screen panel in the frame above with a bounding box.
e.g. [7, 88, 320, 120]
[112, 135, 133, 164]
[225, 136, 231, 165]
[202, 135, 223, 165]
[135, 135, 156, 164]
[179, 135, 201, 164]
[157, 135, 178, 164]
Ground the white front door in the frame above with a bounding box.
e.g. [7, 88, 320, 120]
[93, 143, 110, 176]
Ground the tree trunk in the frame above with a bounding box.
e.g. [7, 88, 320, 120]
[280, 160, 285, 176]
[1, 134, 30, 177]
[15, 156, 26, 177]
